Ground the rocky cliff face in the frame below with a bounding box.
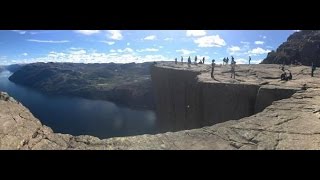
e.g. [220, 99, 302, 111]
[151, 63, 302, 132]
[2, 63, 320, 150]
[261, 30, 320, 66]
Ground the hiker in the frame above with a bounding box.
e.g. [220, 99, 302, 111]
[226, 57, 229, 65]
[194, 56, 198, 64]
[249, 56, 251, 64]
[175, 57, 177, 64]
[211, 59, 216, 78]
[181, 56, 183, 64]
[230, 59, 236, 79]
[287, 70, 292, 80]
[311, 62, 316, 77]
[222, 58, 226, 65]
[188, 56, 191, 67]
[202, 57, 205, 64]
[231, 56, 235, 64]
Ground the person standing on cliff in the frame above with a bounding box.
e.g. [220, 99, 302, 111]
[226, 57, 229, 65]
[230, 58, 236, 79]
[211, 59, 215, 78]
[194, 56, 198, 65]
[202, 57, 205, 64]
[181, 56, 183, 64]
[249, 56, 251, 65]
[175, 57, 177, 64]
[311, 62, 316, 77]
[188, 56, 191, 67]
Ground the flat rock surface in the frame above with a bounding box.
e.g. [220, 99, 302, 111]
[1, 63, 320, 149]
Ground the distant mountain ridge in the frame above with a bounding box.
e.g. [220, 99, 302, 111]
[9, 62, 155, 109]
[261, 30, 320, 66]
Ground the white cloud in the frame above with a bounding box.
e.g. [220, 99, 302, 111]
[159, 46, 163, 48]
[240, 41, 250, 45]
[74, 30, 101, 35]
[137, 48, 159, 52]
[27, 39, 70, 43]
[259, 35, 267, 39]
[251, 59, 263, 64]
[12, 30, 26, 35]
[234, 58, 248, 64]
[127, 42, 130, 46]
[194, 35, 226, 47]
[101, 41, 115, 45]
[144, 35, 157, 40]
[164, 38, 173, 41]
[70, 49, 86, 55]
[22, 53, 28, 56]
[110, 49, 116, 53]
[293, 30, 301, 32]
[176, 49, 196, 55]
[255, 41, 264, 45]
[248, 47, 271, 55]
[117, 48, 134, 53]
[108, 30, 123, 40]
[228, 46, 241, 52]
[11, 50, 172, 64]
[186, 30, 206, 37]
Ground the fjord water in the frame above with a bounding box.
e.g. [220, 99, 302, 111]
[0, 71, 156, 138]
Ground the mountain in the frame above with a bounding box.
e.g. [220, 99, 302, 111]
[261, 30, 320, 66]
[6, 64, 24, 72]
[9, 62, 155, 109]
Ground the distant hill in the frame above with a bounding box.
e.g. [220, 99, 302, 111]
[261, 30, 320, 66]
[6, 64, 24, 73]
[9, 62, 155, 109]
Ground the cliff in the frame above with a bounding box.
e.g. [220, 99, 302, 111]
[261, 30, 320, 66]
[8, 62, 154, 109]
[1, 62, 320, 149]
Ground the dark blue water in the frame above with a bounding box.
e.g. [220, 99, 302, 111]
[0, 71, 157, 139]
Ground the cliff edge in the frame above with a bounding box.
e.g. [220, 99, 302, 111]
[1, 63, 320, 149]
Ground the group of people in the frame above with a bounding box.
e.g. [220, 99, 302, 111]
[280, 61, 317, 81]
[174, 56, 318, 80]
[175, 56, 205, 66]
[175, 55, 238, 79]
[280, 64, 292, 81]
[211, 56, 237, 79]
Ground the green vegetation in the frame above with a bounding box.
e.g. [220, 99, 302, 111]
[9, 62, 155, 109]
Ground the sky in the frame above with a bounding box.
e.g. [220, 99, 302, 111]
[0, 30, 299, 65]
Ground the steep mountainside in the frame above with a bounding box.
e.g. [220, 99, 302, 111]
[9, 62, 155, 109]
[261, 30, 320, 66]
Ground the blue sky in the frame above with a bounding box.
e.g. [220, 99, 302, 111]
[0, 30, 298, 65]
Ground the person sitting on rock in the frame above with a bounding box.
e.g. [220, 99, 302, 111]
[280, 71, 287, 81]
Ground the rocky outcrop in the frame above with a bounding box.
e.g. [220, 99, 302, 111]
[261, 30, 320, 66]
[2, 63, 320, 150]
[151, 63, 304, 132]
